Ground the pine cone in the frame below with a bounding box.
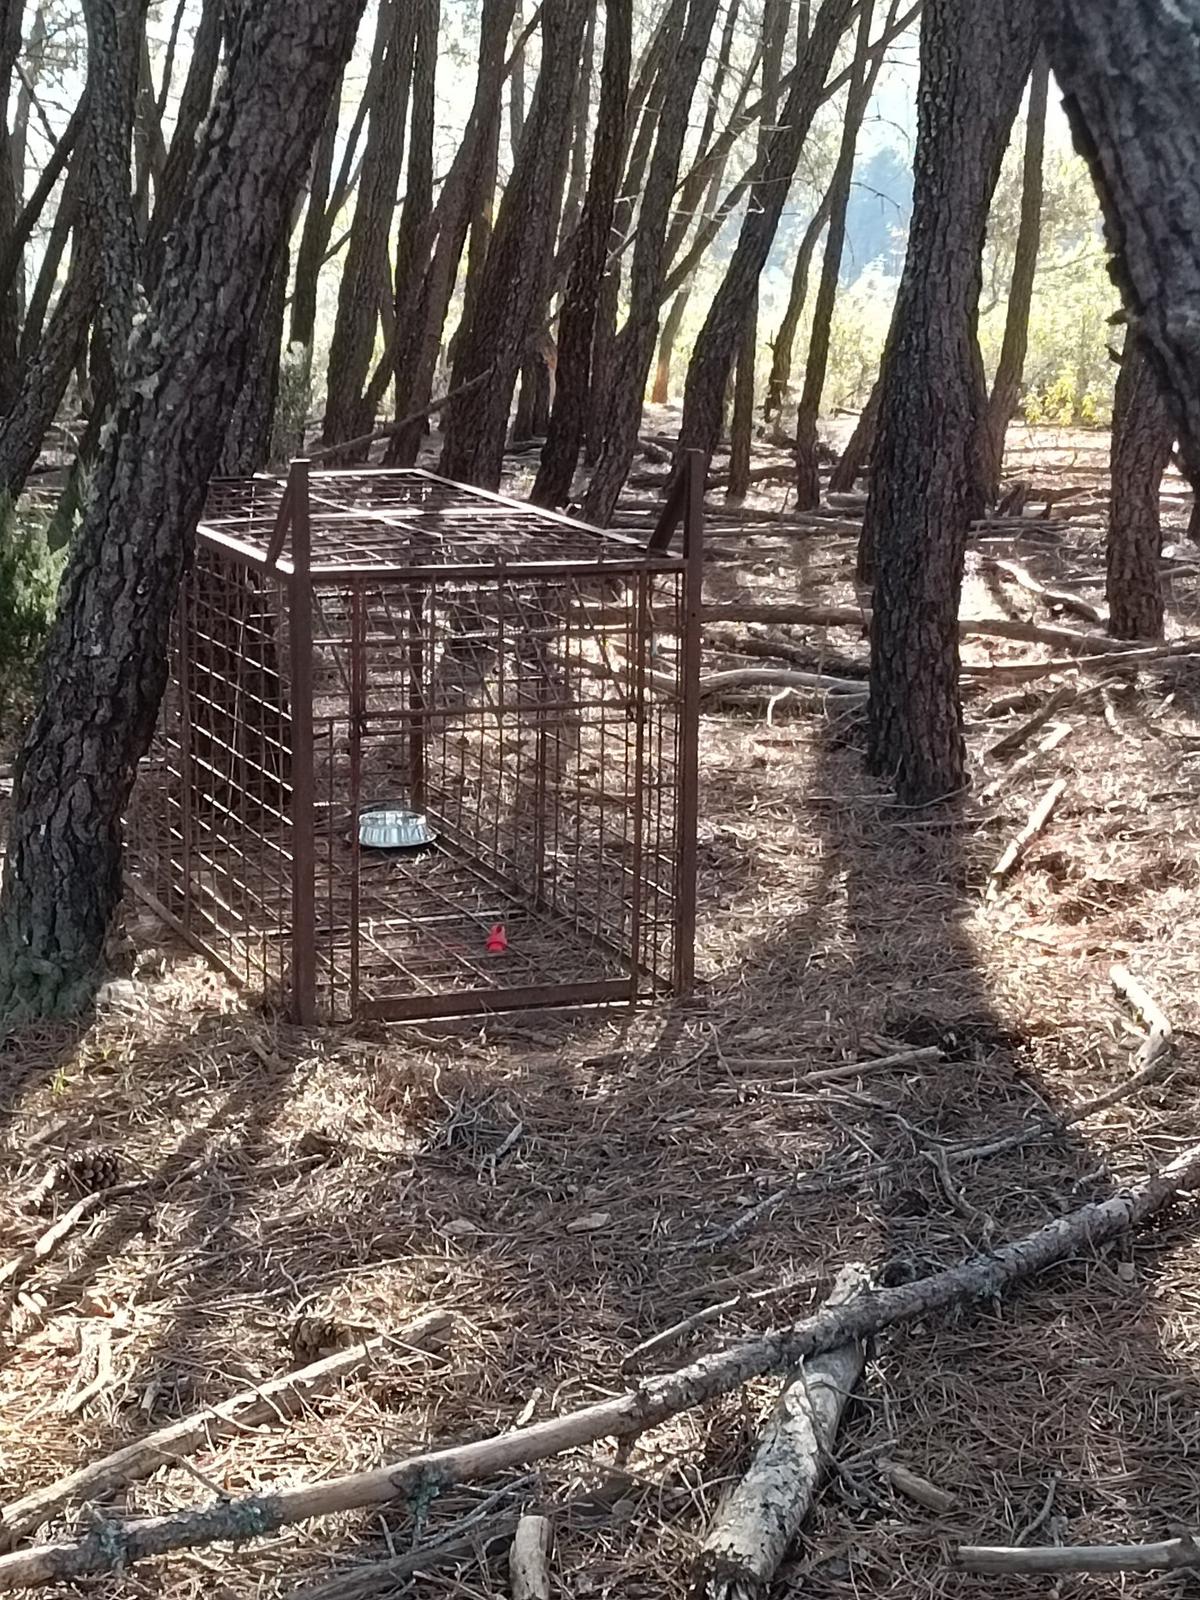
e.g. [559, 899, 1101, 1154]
[287, 1315, 347, 1365]
[32, 1147, 121, 1213]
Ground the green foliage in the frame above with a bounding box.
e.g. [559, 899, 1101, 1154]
[271, 342, 314, 465]
[0, 496, 63, 737]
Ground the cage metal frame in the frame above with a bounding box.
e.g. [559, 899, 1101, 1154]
[130, 456, 703, 1024]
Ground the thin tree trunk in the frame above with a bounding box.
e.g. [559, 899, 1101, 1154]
[440, 1, 588, 486]
[864, 0, 1036, 805]
[762, 190, 832, 423]
[581, 0, 720, 524]
[1039, 3, 1200, 539]
[532, 0, 631, 506]
[144, 0, 222, 284]
[1107, 334, 1171, 640]
[982, 48, 1048, 497]
[385, 0, 516, 466]
[321, 0, 414, 452]
[289, 84, 343, 349]
[674, 0, 856, 482]
[0, 238, 96, 501]
[586, 0, 688, 464]
[793, 0, 879, 508]
[727, 294, 757, 499]
[558, 2, 595, 247]
[833, 373, 881, 494]
[727, 0, 789, 501]
[508, 1, 525, 158]
[651, 0, 746, 409]
[0, 0, 365, 1021]
[0, 0, 26, 409]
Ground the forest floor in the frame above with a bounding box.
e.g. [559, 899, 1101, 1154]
[4, 422, 1200, 1599]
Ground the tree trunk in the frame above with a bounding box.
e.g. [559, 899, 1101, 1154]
[674, 0, 856, 480]
[762, 187, 833, 423]
[0, 0, 365, 1022]
[727, 293, 757, 500]
[508, 1, 525, 162]
[0, 0, 24, 411]
[218, 239, 290, 476]
[145, 0, 222, 284]
[864, 0, 1037, 805]
[440, 0, 589, 488]
[982, 49, 1049, 498]
[1107, 334, 1171, 640]
[321, 0, 414, 452]
[532, 0, 631, 507]
[726, 0, 788, 501]
[289, 84, 343, 350]
[0, 239, 96, 501]
[384, 0, 515, 466]
[581, 0, 720, 524]
[1039, 3, 1200, 540]
[793, 0, 881, 507]
[834, 375, 881, 497]
[585, 0, 687, 465]
[512, 350, 551, 442]
[558, 2, 595, 247]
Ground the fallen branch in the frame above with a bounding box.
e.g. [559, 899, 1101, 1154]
[5, 1149, 1200, 1589]
[0, 1179, 153, 1325]
[693, 1264, 871, 1600]
[958, 1532, 1200, 1575]
[696, 667, 867, 702]
[981, 557, 1105, 626]
[985, 779, 1067, 901]
[879, 1460, 956, 1514]
[0, 1310, 453, 1551]
[981, 724, 1072, 802]
[509, 1515, 552, 1600]
[1111, 964, 1174, 1071]
[704, 630, 870, 681]
[987, 685, 1078, 759]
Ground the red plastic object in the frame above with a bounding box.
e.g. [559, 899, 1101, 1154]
[485, 923, 508, 954]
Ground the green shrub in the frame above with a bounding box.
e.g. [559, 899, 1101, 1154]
[0, 495, 63, 736]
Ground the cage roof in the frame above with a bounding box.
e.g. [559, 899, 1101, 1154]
[199, 467, 673, 576]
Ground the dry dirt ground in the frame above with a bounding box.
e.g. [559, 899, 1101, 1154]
[4, 424, 1200, 1600]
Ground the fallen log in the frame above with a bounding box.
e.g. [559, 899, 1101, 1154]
[0, 1310, 453, 1551]
[692, 1264, 871, 1600]
[4, 1148, 1200, 1590]
[958, 1532, 1200, 1575]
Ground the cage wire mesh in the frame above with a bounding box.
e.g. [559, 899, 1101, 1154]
[128, 464, 701, 1023]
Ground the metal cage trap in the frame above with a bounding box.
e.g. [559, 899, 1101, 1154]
[128, 459, 702, 1023]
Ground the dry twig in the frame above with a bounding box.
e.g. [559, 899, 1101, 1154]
[958, 1532, 1200, 1575]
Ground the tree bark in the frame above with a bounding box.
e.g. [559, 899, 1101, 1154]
[384, 0, 515, 466]
[1039, 2, 1200, 531]
[0, 0, 24, 411]
[321, 0, 414, 453]
[440, 0, 589, 487]
[219, 239, 290, 476]
[0, 0, 365, 1021]
[531, 0, 631, 506]
[863, 0, 1035, 804]
[144, 0, 222, 285]
[558, 2, 595, 247]
[581, 0, 720, 523]
[793, 0, 879, 507]
[508, 0, 525, 163]
[1107, 334, 1172, 640]
[981, 49, 1048, 499]
[674, 0, 856, 482]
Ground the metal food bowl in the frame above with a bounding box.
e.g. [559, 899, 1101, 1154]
[358, 805, 437, 851]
